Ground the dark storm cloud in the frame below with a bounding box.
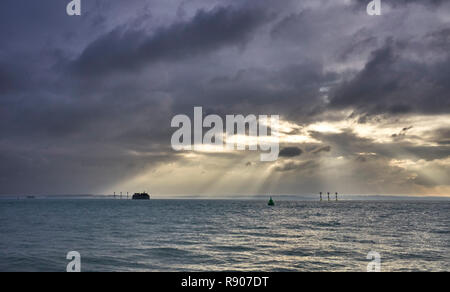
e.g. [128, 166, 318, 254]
[267, 0, 450, 117]
[185, 62, 338, 120]
[0, 63, 18, 94]
[0, 55, 40, 95]
[72, 6, 270, 76]
[337, 34, 379, 62]
[1, 0, 449, 195]
[279, 147, 303, 157]
[330, 39, 450, 115]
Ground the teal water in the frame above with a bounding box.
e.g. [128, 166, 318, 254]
[0, 199, 448, 271]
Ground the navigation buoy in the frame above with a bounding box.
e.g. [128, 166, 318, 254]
[268, 197, 275, 206]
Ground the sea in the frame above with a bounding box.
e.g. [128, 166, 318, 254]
[0, 197, 448, 272]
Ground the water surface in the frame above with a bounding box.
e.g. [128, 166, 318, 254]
[0, 199, 448, 271]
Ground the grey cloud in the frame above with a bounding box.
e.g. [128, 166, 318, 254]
[0, 65, 17, 94]
[0, 144, 173, 195]
[311, 145, 331, 154]
[71, 6, 270, 76]
[194, 63, 338, 119]
[274, 160, 318, 172]
[0, 60, 33, 95]
[355, 155, 367, 163]
[433, 128, 450, 145]
[279, 147, 303, 157]
[311, 130, 450, 162]
[401, 145, 450, 162]
[392, 126, 413, 138]
[351, 0, 447, 8]
[330, 40, 450, 115]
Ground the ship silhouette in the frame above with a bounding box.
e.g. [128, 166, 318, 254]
[132, 192, 150, 200]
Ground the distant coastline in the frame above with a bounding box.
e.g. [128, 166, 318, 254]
[0, 194, 449, 201]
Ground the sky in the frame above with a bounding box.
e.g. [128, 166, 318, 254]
[0, 0, 449, 197]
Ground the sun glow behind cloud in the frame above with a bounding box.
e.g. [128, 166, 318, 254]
[306, 113, 450, 145]
[105, 112, 450, 197]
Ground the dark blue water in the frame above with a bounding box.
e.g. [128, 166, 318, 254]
[0, 199, 448, 271]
